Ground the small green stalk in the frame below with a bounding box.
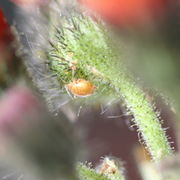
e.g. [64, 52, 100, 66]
[77, 163, 109, 180]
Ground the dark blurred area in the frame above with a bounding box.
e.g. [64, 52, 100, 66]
[0, 0, 15, 24]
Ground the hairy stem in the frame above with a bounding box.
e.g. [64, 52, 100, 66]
[47, 6, 172, 161]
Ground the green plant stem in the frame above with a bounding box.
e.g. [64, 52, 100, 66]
[112, 71, 172, 161]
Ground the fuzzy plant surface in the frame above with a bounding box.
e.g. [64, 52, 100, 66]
[46, 4, 172, 161]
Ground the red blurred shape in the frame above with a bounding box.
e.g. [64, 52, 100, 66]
[0, 9, 14, 50]
[79, 0, 167, 28]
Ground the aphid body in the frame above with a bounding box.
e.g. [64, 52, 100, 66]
[66, 79, 95, 97]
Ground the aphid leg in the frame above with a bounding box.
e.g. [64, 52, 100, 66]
[72, 68, 75, 79]
[77, 105, 83, 117]
[65, 85, 74, 99]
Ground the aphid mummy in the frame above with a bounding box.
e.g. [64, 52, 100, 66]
[66, 79, 95, 97]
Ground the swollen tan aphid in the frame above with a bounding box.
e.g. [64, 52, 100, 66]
[66, 79, 95, 97]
